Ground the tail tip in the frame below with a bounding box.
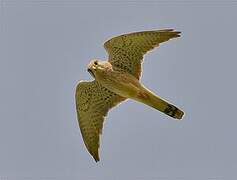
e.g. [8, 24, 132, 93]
[175, 110, 185, 120]
[164, 104, 185, 120]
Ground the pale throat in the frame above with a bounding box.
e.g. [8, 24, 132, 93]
[95, 67, 114, 82]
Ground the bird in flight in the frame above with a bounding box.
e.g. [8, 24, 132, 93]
[75, 29, 184, 162]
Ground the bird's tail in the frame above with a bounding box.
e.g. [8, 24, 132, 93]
[135, 89, 184, 120]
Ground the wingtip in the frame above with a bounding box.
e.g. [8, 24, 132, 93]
[93, 155, 100, 163]
[91, 150, 100, 162]
[172, 32, 181, 40]
[172, 30, 181, 38]
[158, 29, 181, 39]
[87, 147, 100, 163]
[158, 28, 181, 32]
[176, 31, 182, 37]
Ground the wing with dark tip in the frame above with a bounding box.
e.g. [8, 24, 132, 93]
[104, 29, 181, 79]
[75, 80, 126, 162]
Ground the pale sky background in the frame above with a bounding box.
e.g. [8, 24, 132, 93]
[0, 1, 237, 179]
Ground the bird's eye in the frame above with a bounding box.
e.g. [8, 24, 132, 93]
[94, 61, 98, 65]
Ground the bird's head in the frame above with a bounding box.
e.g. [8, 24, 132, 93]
[87, 59, 112, 79]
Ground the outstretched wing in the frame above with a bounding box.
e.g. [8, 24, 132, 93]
[75, 80, 126, 162]
[104, 29, 181, 79]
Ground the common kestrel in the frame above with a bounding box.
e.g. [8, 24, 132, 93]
[75, 29, 184, 162]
